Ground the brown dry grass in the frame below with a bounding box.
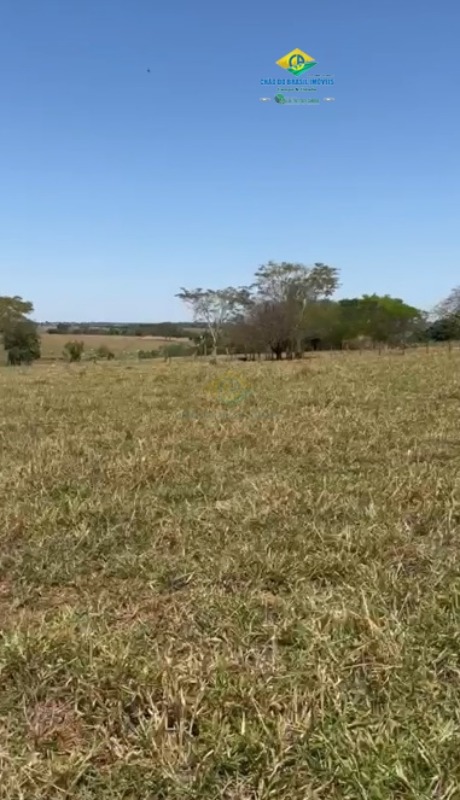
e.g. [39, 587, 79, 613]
[1, 350, 460, 798]
[39, 333, 191, 359]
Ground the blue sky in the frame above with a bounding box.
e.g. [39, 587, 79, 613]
[1, 0, 459, 321]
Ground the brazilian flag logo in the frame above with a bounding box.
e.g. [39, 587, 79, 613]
[276, 48, 317, 76]
[205, 371, 252, 407]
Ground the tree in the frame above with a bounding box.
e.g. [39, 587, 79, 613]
[189, 331, 215, 356]
[1, 296, 39, 365]
[427, 316, 460, 341]
[430, 287, 460, 341]
[3, 319, 41, 365]
[245, 300, 293, 360]
[358, 295, 423, 347]
[252, 262, 339, 304]
[302, 299, 342, 350]
[176, 287, 252, 357]
[337, 299, 368, 345]
[435, 286, 460, 319]
[0, 295, 34, 332]
[250, 262, 340, 357]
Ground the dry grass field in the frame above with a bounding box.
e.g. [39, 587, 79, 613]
[1, 351, 460, 798]
[39, 333, 191, 360]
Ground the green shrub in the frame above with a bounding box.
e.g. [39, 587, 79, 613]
[3, 320, 41, 365]
[160, 343, 193, 359]
[63, 340, 85, 362]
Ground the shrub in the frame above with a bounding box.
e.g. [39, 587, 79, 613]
[63, 340, 85, 362]
[160, 343, 194, 359]
[95, 345, 115, 360]
[3, 320, 41, 365]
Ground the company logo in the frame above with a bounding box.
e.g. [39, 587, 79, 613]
[276, 48, 317, 76]
[205, 370, 252, 407]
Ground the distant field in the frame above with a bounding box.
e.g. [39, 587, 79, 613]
[39, 332, 192, 359]
[2, 350, 460, 797]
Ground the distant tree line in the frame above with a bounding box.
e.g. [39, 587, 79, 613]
[3, 269, 460, 365]
[176, 263, 431, 359]
[45, 321, 201, 337]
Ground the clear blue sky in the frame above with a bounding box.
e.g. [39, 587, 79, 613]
[1, 0, 459, 321]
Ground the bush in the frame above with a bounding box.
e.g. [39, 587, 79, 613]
[160, 343, 194, 359]
[3, 320, 41, 365]
[64, 340, 85, 362]
[95, 345, 115, 360]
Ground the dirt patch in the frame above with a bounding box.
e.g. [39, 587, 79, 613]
[27, 701, 84, 753]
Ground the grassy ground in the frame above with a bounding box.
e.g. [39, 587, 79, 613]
[39, 333, 191, 360]
[1, 351, 460, 798]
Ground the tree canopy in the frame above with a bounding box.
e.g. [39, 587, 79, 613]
[0, 295, 34, 332]
[175, 287, 253, 355]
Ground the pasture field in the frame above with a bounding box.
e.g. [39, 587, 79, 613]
[38, 333, 192, 360]
[1, 351, 460, 798]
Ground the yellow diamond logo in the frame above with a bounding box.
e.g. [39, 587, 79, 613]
[205, 370, 252, 406]
[276, 48, 317, 76]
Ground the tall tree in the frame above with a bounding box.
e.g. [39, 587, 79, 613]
[252, 262, 339, 305]
[0, 296, 34, 332]
[359, 295, 423, 346]
[251, 262, 340, 357]
[244, 300, 293, 360]
[175, 287, 252, 356]
[302, 299, 342, 349]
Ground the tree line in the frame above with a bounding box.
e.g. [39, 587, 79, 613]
[2, 262, 460, 365]
[176, 262, 457, 359]
[44, 321, 197, 338]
